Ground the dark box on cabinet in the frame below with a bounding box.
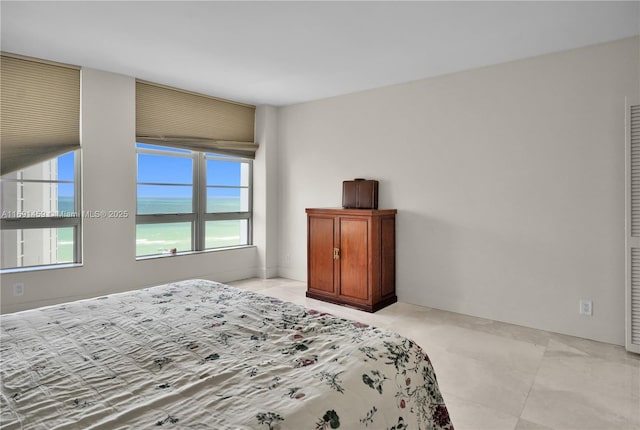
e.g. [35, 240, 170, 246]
[342, 179, 378, 209]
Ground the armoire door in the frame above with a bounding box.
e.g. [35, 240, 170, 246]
[308, 216, 336, 295]
[338, 217, 369, 302]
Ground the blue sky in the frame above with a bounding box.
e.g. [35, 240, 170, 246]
[57, 152, 74, 197]
[136, 144, 242, 198]
[56, 146, 243, 199]
[58, 152, 74, 181]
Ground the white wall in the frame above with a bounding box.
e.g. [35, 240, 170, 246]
[277, 37, 640, 345]
[253, 105, 279, 278]
[2, 38, 638, 345]
[0, 68, 262, 313]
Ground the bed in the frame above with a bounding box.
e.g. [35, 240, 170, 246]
[1, 279, 453, 429]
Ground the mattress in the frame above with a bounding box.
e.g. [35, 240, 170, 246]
[1, 279, 452, 429]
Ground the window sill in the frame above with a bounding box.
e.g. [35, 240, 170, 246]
[136, 245, 255, 261]
[0, 262, 83, 275]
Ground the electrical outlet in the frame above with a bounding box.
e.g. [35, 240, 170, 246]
[284, 253, 291, 265]
[12, 283, 24, 297]
[579, 299, 592, 316]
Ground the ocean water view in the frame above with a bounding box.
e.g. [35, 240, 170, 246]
[137, 196, 243, 214]
[2, 148, 250, 268]
[137, 196, 245, 255]
[55, 196, 245, 260]
[54, 196, 74, 263]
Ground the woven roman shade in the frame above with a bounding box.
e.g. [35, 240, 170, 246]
[136, 81, 257, 159]
[0, 53, 81, 175]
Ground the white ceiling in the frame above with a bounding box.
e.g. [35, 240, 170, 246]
[1, 1, 639, 106]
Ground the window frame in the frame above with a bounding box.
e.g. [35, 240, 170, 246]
[0, 149, 82, 271]
[135, 144, 252, 258]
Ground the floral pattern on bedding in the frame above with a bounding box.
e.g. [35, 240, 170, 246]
[0, 279, 453, 430]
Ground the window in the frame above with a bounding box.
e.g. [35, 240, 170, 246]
[0, 150, 81, 270]
[136, 143, 251, 257]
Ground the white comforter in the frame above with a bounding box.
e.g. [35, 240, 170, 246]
[1, 280, 452, 430]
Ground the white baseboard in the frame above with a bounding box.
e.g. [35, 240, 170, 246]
[254, 266, 279, 279]
[277, 267, 306, 282]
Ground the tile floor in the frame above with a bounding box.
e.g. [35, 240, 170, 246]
[228, 277, 640, 430]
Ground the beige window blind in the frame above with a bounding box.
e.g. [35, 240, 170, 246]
[1, 53, 81, 175]
[136, 81, 258, 159]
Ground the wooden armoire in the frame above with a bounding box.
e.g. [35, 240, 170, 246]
[306, 208, 397, 312]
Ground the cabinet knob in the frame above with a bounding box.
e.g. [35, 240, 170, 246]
[333, 247, 340, 260]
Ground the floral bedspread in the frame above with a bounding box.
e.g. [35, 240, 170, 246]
[1, 279, 452, 430]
